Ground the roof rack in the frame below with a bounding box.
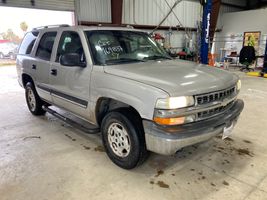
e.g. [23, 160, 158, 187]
[32, 24, 69, 31]
[81, 22, 134, 29]
[98, 24, 134, 29]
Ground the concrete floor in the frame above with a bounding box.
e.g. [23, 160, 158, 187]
[1, 65, 267, 200]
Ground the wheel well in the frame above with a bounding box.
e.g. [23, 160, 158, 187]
[22, 74, 34, 88]
[95, 98, 141, 126]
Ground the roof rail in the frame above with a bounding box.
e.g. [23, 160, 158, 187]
[126, 24, 134, 29]
[32, 24, 69, 31]
[83, 23, 134, 29]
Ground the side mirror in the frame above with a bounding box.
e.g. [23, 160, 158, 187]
[59, 53, 86, 67]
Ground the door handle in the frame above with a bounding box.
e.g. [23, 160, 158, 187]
[32, 64, 37, 70]
[50, 69, 57, 76]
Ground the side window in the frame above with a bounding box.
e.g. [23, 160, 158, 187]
[36, 32, 57, 61]
[56, 31, 85, 63]
[18, 32, 39, 55]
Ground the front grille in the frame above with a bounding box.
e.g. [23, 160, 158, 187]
[197, 101, 234, 120]
[195, 86, 236, 105]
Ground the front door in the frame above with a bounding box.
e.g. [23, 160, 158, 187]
[49, 31, 91, 120]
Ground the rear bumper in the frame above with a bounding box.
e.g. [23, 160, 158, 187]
[143, 99, 244, 155]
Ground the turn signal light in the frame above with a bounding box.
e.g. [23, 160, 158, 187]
[153, 117, 185, 126]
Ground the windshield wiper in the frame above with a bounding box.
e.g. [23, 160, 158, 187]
[144, 55, 172, 61]
[105, 58, 145, 65]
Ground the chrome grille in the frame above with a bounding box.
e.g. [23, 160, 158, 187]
[195, 86, 236, 105]
[197, 101, 234, 120]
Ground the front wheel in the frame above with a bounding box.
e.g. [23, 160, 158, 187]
[101, 110, 148, 169]
[25, 82, 46, 115]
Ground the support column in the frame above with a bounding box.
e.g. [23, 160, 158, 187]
[111, 0, 123, 25]
[209, 0, 221, 42]
[200, 0, 212, 64]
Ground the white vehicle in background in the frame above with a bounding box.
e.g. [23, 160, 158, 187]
[0, 42, 18, 59]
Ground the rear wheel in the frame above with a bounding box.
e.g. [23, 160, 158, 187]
[25, 82, 46, 115]
[101, 110, 148, 169]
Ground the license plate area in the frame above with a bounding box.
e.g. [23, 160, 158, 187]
[222, 122, 234, 139]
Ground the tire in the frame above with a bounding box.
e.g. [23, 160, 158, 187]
[101, 109, 148, 169]
[0, 53, 4, 59]
[25, 82, 46, 115]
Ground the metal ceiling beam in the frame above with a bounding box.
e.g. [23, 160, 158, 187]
[244, 0, 267, 9]
[111, 0, 123, 25]
[31, 0, 35, 6]
[221, 2, 246, 10]
[259, 1, 267, 8]
[79, 21, 209, 32]
[246, 0, 250, 9]
[257, 0, 262, 8]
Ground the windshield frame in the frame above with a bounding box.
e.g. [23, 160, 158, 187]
[84, 30, 171, 66]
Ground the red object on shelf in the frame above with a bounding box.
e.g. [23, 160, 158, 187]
[178, 51, 187, 56]
[153, 33, 164, 40]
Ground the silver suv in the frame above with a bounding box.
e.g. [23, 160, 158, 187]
[16, 25, 244, 169]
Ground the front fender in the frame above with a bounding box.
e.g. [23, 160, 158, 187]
[90, 70, 169, 121]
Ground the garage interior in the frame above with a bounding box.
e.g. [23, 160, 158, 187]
[0, 0, 267, 200]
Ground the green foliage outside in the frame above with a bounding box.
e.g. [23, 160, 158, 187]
[20, 21, 28, 32]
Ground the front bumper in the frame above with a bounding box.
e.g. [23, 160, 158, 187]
[143, 99, 244, 155]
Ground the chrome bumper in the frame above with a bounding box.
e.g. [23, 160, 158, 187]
[143, 99, 244, 155]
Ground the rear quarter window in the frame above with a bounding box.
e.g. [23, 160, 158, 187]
[18, 32, 39, 55]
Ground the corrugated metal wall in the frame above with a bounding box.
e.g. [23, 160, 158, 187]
[77, 0, 111, 23]
[76, 0, 246, 29]
[77, 0, 201, 28]
[75, 0, 247, 50]
[122, 0, 201, 27]
[76, 0, 201, 49]
[0, 0, 74, 11]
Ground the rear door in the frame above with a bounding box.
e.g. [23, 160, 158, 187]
[34, 31, 57, 103]
[49, 30, 91, 120]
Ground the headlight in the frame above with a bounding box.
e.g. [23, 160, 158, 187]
[236, 79, 241, 91]
[155, 96, 194, 109]
[154, 96, 195, 126]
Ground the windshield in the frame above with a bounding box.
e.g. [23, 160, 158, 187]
[85, 30, 171, 65]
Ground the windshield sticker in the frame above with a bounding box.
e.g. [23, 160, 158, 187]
[97, 40, 123, 55]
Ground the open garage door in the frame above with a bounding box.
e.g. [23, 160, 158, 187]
[0, 0, 74, 11]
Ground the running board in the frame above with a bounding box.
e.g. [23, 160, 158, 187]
[42, 106, 100, 134]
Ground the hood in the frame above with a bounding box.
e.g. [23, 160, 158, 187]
[104, 60, 239, 96]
